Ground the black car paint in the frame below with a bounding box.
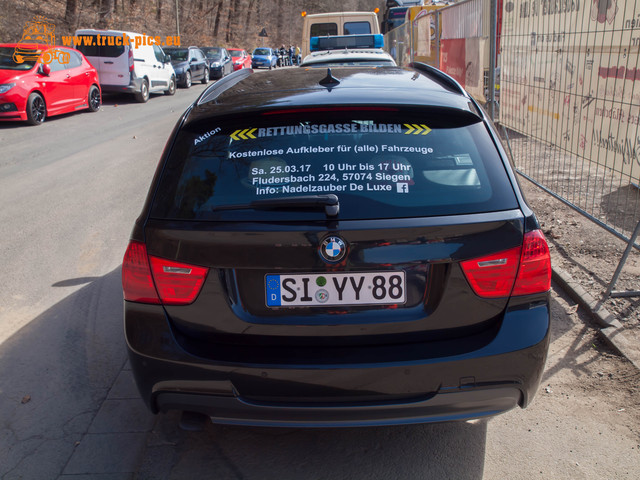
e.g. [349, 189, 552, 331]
[164, 47, 208, 87]
[201, 47, 233, 79]
[124, 66, 550, 426]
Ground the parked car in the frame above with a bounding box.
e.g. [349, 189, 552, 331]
[300, 35, 396, 67]
[0, 43, 101, 125]
[227, 48, 251, 70]
[123, 64, 551, 428]
[75, 29, 175, 103]
[251, 47, 277, 69]
[164, 46, 209, 88]
[201, 47, 233, 79]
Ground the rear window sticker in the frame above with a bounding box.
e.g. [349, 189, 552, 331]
[194, 127, 222, 145]
[230, 123, 405, 142]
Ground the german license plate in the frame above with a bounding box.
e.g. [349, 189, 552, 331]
[265, 272, 406, 307]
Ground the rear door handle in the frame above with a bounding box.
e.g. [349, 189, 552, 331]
[104, 61, 114, 64]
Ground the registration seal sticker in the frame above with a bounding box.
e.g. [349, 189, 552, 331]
[315, 289, 329, 303]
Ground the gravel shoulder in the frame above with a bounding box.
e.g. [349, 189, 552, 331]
[519, 177, 640, 357]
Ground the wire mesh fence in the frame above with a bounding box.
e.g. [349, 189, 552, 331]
[384, 0, 640, 299]
[499, 0, 640, 297]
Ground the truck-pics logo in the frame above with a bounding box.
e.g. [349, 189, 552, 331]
[13, 16, 69, 65]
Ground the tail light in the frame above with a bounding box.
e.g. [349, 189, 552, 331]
[148, 256, 208, 305]
[511, 230, 551, 296]
[461, 229, 551, 298]
[122, 241, 160, 304]
[460, 246, 521, 298]
[128, 48, 134, 72]
[122, 241, 208, 305]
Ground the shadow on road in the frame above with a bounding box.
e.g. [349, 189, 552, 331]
[0, 268, 127, 479]
[541, 286, 604, 385]
[136, 410, 487, 479]
[1, 264, 497, 479]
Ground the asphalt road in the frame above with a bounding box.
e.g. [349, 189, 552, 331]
[0, 83, 207, 479]
[1, 76, 638, 480]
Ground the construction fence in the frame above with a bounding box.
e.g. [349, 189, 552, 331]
[385, 0, 640, 299]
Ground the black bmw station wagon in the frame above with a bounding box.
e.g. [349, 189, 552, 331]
[123, 64, 551, 427]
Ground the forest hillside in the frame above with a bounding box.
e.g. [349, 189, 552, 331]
[0, 0, 387, 51]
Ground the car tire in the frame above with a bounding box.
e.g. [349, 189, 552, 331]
[88, 85, 101, 112]
[201, 68, 209, 84]
[26, 92, 46, 125]
[184, 71, 192, 88]
[165, 76, 176, 96]
[135, 79, 150, 103]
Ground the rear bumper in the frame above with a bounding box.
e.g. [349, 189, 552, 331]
[252, 59, 273, 69]
[157, 387, 521, 427]
[100, 77, 143, 94]
[125, 299, 550, 426]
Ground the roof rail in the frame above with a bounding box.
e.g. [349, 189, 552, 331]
[197, 68, 254, 105]
[408, 62, 466, 96]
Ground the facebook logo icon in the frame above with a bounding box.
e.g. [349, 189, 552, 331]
[396, 183, 409, 193]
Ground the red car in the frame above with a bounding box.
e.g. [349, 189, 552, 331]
[227, 48, 252, 71]
[0, 43, 101, 125]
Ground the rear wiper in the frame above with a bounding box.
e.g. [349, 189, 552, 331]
[211, 194, 340, 216]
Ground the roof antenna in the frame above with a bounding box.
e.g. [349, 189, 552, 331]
[319, 68, 340, 90]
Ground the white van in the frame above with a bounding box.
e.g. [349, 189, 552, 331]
[300, 11, 381, 58]
[74, 29, 176, 102]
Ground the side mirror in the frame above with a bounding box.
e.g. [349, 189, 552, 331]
[190, 57, 197, 63]
[164, 54, 171, 63]
[39, 63, 51, 76]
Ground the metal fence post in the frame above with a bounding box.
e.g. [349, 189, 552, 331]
[604, 220, 640, 299]
[435, 12, 440, 69]
[489, 0, 497, 121]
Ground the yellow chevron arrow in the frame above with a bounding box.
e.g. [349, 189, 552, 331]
[420, 125, 431, 135]
[404, 124, 415, 135]
[246, 128, 257, 139]
[239, 128, 252, 140]
[412, 124, 423, 135]
[230, 129, 242, 141]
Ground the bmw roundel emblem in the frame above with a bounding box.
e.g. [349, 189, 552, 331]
[320, 236, 347, 262]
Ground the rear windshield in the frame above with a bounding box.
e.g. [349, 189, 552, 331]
[150, 111, 517, 221]
[344, 22, 372, 35]
[75, 35, 124, 58]
[310, 23, 338, 37]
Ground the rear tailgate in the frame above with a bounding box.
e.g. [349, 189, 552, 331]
[146, 108, 522, 346]
[145, 210, 524, 346]
[75, 32, 129, 86]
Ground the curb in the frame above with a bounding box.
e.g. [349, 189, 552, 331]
[552, 266, 640, 371]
